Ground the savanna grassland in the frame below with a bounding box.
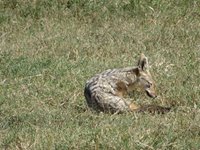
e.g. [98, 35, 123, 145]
[0, 0, 200, 149]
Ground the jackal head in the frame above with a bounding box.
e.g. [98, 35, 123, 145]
[136, 54, 157, 98]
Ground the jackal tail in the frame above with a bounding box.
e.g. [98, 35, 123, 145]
[135, 105, 171, 114]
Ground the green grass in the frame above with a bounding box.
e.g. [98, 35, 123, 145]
[0, 0, 200, 149]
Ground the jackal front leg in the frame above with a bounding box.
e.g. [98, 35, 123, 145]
[129, 103, 140, 111]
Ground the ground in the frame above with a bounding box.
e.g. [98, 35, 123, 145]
[0, 0, 200, 149]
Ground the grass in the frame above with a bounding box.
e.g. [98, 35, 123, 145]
[0, 0, 200, 149]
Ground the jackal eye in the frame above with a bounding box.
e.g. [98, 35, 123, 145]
[140, 77, 152, 87]
[146, 84, 151, 88]
[144, 81, 152, 88]
[147, 82, 153, 87]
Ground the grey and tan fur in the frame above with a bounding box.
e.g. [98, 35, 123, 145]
[84, 54, 170, 114]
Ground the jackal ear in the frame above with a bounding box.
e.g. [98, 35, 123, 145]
[137, 53, 149, 71]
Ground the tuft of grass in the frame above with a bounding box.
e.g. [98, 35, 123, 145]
[0, 0, 200, 149]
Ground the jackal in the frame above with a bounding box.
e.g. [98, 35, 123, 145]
[84, 54, 170, 114]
